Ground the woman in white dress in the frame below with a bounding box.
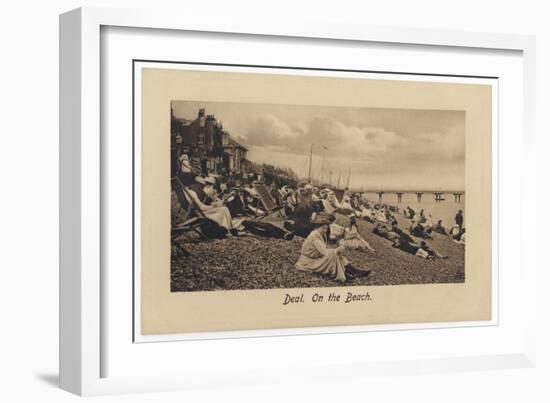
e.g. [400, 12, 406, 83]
[185, 187, 234, 231]
[360, 205, 373, 218]
[340, 194, 354, 211]
[203, 176, 218, 200]
[450, 225, 466, 245]
[328, 192, 342, 210]
[320, 192, 336, 214]
[340, 216, 375, 252]
[295, 213, 371, 281]
[375, 210, 387, 223]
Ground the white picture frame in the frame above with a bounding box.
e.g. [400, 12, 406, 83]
[59, 6, 537, 396]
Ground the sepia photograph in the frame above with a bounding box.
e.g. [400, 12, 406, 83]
[138, 66, 491, 335]
[170, 101, 466, 292]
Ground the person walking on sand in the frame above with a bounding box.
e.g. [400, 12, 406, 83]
[295, 213, 371, 282]
[455, 209, 464, 231]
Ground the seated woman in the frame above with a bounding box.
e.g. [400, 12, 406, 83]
[363, 211, 376, 224]
[223, 189, 247, 217]
[424, 214, 435, 229]
[185, 185, 235, 232]
[328, 191, 342, 209]
[203, 176, 219, 200]
[340, 194, 354, 211]
[409, 220, 432, 239]
[450, 225, 466, 245]
[433, 220, 447, 235]
[418, 209, 427, 223]
[283, 188, 297, 217]
[350, 195, 360, 210]
[285, 188, 322, 238]
[295, 213, 371, 282]
[329, 222, 345, 243]
[189, 176, 213, 204]
[312, 198, 326, 212]
[375, 210, 387, 223]
[404, 206, 415, 219]
[320, 192, 336, 214]
[421, 222, 434, 238]
[269, 182, 281, 205]
[359, 205, 373, 219]
[242, 189, 265, 216]
[340, 216, 375, 252]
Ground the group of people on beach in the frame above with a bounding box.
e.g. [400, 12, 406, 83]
[173, 166, 465, 283]
[403, 206, 466, 245]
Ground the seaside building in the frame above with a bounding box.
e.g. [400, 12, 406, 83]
[222, 132, 248, 174]
[171, 108, 248, 176]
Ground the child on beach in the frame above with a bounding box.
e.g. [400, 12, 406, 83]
[340, 216, 375, 252]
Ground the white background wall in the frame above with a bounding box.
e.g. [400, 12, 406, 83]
[0, 0, 548, 401]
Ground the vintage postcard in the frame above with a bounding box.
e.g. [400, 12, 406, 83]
[137, 65, 493, 336]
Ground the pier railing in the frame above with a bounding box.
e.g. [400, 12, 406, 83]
[362, 191, 464, 203]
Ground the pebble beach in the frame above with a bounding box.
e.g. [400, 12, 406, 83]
[171, 211, 465, 292]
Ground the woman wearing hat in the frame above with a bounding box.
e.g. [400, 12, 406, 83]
[339, 193, 354, 211]
[203, 176, 218, 200]
[340, 216, 375, 252]
[319, 191, 335, 214]
[288, 187, 321, 238]
[295, 212, 370, 282]
[185, 178, 234, 232]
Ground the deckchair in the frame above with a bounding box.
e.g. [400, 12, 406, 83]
[171, 177, 209, 239]
[252, 182, 285, 220]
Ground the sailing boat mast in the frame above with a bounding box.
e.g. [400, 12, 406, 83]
[346, 167, 351, 188]
[320, 149, 326, 182]
[307, 144, 313, 183]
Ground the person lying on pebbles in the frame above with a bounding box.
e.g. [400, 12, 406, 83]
[419, 241, 448, 260]
[391, 238, 432, 259]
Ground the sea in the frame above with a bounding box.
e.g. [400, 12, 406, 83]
[362, 192, 465, 229]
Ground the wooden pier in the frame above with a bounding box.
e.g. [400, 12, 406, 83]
[362, 190, 464, 203]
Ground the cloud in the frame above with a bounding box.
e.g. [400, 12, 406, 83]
[239, 113, 301, 146]
[172, 101, 465, 189]
[239, 114, 411, 160]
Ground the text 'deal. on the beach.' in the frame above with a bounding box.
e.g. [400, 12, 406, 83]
[283, 291, 372, 305]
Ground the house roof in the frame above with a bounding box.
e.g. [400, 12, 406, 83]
[227, 137, 248, 151]
[174, 117, 192, 126]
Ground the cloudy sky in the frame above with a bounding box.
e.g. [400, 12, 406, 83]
[172, 101, 465, 191]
